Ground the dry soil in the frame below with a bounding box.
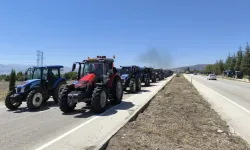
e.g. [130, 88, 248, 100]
[106, 75, 250, 150]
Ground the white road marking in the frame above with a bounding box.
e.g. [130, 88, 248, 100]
[35, 94, 138, 150]
[193, 76, 250, 114]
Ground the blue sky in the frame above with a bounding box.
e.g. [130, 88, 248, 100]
[0, 0, 250, 68]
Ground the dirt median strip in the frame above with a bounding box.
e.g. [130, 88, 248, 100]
[105, 75, 250, 150]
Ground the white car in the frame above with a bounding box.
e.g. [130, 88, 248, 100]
[207, 74, 217, 80]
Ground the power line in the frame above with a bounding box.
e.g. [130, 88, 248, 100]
[37, 50, 41, 66]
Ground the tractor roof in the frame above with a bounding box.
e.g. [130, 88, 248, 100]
[34, 65, 64, 69]
[121, 65, 139, 68]
[83, 55, 115, 63]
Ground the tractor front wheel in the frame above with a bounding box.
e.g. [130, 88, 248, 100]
[136, 78, 141, 91]
[59, 86, 76, 113]
[145, 78, 150, 86]
[111, 78, 123, 105]
[5, 91, 22, 110]
[27, 89, 44, 110]
[91, 87, 107, 113]
[129, 79, 136, 93]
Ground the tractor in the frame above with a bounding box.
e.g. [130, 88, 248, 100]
[58, 56, 123, 113]
[148, 67, 157, 83]
[120, 65, 141, 93]
[139, 67, 151, 86]
[155, 68, 165, 80]
[5, 65, 67, 110]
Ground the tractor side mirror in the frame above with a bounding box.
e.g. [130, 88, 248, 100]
[72, 63, 76, 72]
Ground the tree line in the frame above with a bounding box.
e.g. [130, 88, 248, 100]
[205, 42, 250, 77]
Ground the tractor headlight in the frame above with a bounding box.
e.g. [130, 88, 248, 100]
[20, 87, 25, 93]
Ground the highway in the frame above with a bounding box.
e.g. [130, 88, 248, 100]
[190, 75, 250, 110]
[185, 74, 250, 143]
[0, 77, 173, 150]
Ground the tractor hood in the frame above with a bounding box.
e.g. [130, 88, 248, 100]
[121, 74, 129, 80]
[74, 73, 96, 88]
[16, 79, 40, 88]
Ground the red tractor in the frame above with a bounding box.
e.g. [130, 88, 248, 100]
[59, 56, 123, 113]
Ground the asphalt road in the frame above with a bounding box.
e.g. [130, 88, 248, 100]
[190, 75, 250, 110]
[0, 82, 163, 150]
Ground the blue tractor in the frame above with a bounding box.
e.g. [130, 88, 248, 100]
[139, 67, 151, 86]
[5, 65, 67, 110]
[120, 65, 141, 93]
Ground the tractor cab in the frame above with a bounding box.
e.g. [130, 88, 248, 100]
[5, 65, 67, 111]
[59, 56, 123, 114]
[120, 65, 141, 92]
[24, 66, 64, 90]
[155, 68, 165, 80]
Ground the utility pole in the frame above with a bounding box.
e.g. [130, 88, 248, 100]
[41, 52, 44, 66]
[36, 50, 41, 66]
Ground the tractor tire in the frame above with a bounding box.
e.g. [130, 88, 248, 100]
[91, 87, 107, 113]
[152, 76, 156, 83]
[136, 78, 141, 91]
[129, 79, 136, 93]
[5, 91, 22, 110]
[53, 81, 66, 104]
[59, 87, 76, 113]
[145, 78, 150, 86]
[27, 89, 44, 110]
[111, 78, 123, 105]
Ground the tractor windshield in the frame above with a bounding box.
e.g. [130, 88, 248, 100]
[121, 67, 131, 74]
[32, 68, 42, 79]
[82, 61, 104, 77]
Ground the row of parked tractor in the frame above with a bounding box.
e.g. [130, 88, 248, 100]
[4, 56, 173, 114]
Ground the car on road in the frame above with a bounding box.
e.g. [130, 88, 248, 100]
[207, 74, 217, 80]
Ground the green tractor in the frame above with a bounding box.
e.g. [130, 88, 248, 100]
[5, 65, 67, 110]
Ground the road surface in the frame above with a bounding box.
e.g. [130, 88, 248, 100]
[185, 74, 250, 144]
[0, 77, 173, 150]
[190, 75, 250, 110]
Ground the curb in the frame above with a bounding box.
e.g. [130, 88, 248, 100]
[94, 74, 176, 150]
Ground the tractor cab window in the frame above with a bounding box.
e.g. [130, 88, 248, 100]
[32, 68, 42, 79]
[42, 68, 48, 80]
[51, 68, 59, 78]
[121, 67, 131, 74]
[82, 62, 105, 77]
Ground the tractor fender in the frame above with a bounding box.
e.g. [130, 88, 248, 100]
[53, 78, 67, 89]
[108, 74, 121, 88]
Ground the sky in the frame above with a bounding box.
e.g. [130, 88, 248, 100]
[0, 0, 250, 68]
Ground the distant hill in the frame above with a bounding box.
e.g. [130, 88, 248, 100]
[171, 64, 208, 72]
[0, 64, 72, 75]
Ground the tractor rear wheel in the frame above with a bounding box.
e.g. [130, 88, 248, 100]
[5, 91, 22, 110]
[129, 79, 136, 93]
[27, 89, 44, 110]
[136, 78, 141, 91]
[53, 81, 66, 104]
[91, 87, 107, 113]
[59, 86, 76, 113]
[111, 78, 123, 105]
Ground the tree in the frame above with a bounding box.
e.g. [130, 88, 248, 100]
[225, 53, 232, 70]
[241, 42, 250, 76]
[9, 70, 16, 91]
[16, 71, 24, 81]
[235, 46, 243, 71]
[230, 53, 236, 70]
[205, 64, 214, 74]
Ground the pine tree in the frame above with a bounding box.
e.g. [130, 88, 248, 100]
[235, 46, 243, 71]
[241, 42, 250, 76]
[230, 53, 236, 70]
[225, 53, 232, 70]
[9, 69, 16, 91]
